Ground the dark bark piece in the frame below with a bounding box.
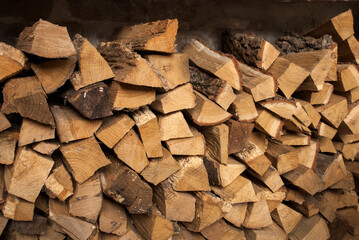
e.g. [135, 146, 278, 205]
[64, 82, 113, 119]
[338, 35, 359, 65]
[225, 120, 254, 154]
[8, 214, 47, 235]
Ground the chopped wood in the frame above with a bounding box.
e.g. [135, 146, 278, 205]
[189, 67, 236, 110]
[293, 102, 312, 127]
[319, 190, 340, 222]
[113, 19, 178, 53]
[330, 170, 355, 190]
[165, 126, 205, 156]
[289, 215, 330, 240]
[245, 222, 287, 240]
[64, 82, 113, 119]
[0, 42, 28, 83]
[204, 156, 246, 187]
[249, 131, 268, 151]
[229, 91, 258, 122]
[100, 155, 152, 214]
[16, 19, 76, 58]
[140, 147, 180, 185]
[8, 214, 47, 235]
[2, 194, 34, 221]
[184, 39, 241, 90]
[255, 107, 283, 139]
[201, 123, 229, 165]
[338, 35, 359, 64]
[266, 140, 299, 174]
[271, 203, 303, 234]
[168, 156, 210, 191]
[222, 31, 280, 70]
[316, 121, 337, 139]
[295, 98, 321, 128]
[34, 193, 49, 215]
[260, 98, 297, 119]
[296, 139, 319, 169]
[243, 196, 273, 229]
[226, 120, 254, 154]
[285, 187, 306, 205]
[60, 136, 110, 184]
[289, 193, 321, 216]
[315, 153, 346, 191]
[338, 132, 359, 144]
[316, 94, 348, 129]
[2, 76, 54, 125]
[0, 130, 18, 164]
[31, 56, 76, 94]
[5, 146, 54, 202]
[336, 208, 359, 236]
[153, 179, 196, 222]
[172, 225, 205, 240]
[341, 103, 359, 134]
[95, 113, 134, 148]
[32, 140, 60, 155]
[299, 82, 333, 105]
[99, 198, 128, 236]
[132, 205, 174, 240]
[145, 53, 190, 90]
[236, 60, 277, 101]
[200, 219, 246, 240]
[258, 185, 286, 212]
[184, 191, 232, 232]
[39, 225, 66, 240]
[186, 90, 232, 126]
[318, 136, 337, 153]
[282, 164, 324, 195]
[0, 165, 5, 204]
[249, 165, 285, 192]
[51, 105, 102, 143]
[0, 213, 8, 236]
[19, 118, 55, 146]
[0, 112, 11, 132]
[224, 203, 247, 227]
[334, 64, 359, 92]
[151, 83, 196, 114]
[268, 57, 309, 98]
[158, 111, 192, 141]
[342, 141, 359, 160]
[337, 190, 358, 209]
[347, 85, 359, 103]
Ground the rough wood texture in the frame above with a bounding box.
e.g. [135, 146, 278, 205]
[99, 198, 128, 236]
[31, 57, 76, 94]
[271, 203, 303, 234]
[334, 64, 359, 92]
[266, 140, 299, 174]
[222, 31, 280, 70]
[95, 113, 134, 148]
[243, 197, 273, 229]
[336, 208, 359, 236]
[60, 136, 111, 184]
[226, 120, 254, 154]
[315, 154, 346, 191]
[229, 91, 258, 122]
[296, 139, 319, 169]
[255, 107, 283, 139]
[245, 222, 287, 240]
[315, 94, 348, 128]
[278, 132, 310, 146]
[341, 103, 359, 134]
[158, 111, 193, 141]
[201, 124, 229, 165]
[0, 130, 18, 165]
[295, 98, 321, 129]
[19, 118, 55, 146]
[51, 105, 102, 143]
[16, 19, 76, 58]
[145, 53, 190, 90]
[113, 19, 178, 53]
[201, 219, 246, 240]
[224, 203, 247, 227]
[44, 161, 73, 201]
[184, 39, 241, 90]
[318, 136, 336, 153]
[249, 165, 284, 192]
[319, 190, 340, 222]
[97, 41, 163, 88]
[316, 121, 337, 139]
[132, 106, 163, 158]
[0, 112, 11, 132]
[260, 98, 297, 120]
[189, 67, 236, 110]
[289, 215, 330, 240]
[64, 82, 113, 119]
[151, 83, 196, 114]
[5, 147, 53, 202]
[39, 225, 66, 240]
[100, 155, 152, 214]
[2, 194, 34, 221]
[168, 156, 210, 191]
[338, 35, 359, 64]
[2, 76, 54, 125]
[8, 214, 47, 235]
[0, 42, 28, 83]
[32, 140, 60, 155]
[330, 170, 355, 190]
[299, 82, 334, 106]
[153, 179, 196, 222]
[172, 225, 205, 240]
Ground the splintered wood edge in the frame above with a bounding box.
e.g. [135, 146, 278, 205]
[257, 40, 280, 70]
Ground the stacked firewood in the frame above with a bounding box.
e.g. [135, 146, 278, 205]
[0, 8, 358, 240]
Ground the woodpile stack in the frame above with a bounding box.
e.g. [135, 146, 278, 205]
[0, 9, 359, 240]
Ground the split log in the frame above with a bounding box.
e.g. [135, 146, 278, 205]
[140, 147, 180, 185]
[99, 198, 128, 236]
[0, 130, 18, 164]
[172, 225, 205, 240]
[186, 91, 232, 126]
[32, 140, 60, 155]
[236, 61, 277, 101]
[189, 67, 236, 110]
[265, 140, 299, 174]
[330, 170, 355, 191]
[0, 213, 8, 236]
[319, 190, 340, 222]
[289, 215, 330, 240]
[347, 85, 359, 103]
[298, 82, 333, 105]
[16, 19, 76, 58]
[113, 129, 149, 173]
[245, 222, 287, 240]
[278, 133, 310, 146]
[228, 91, 258, 122]
[304, 9, 354, 42]
[337, 190, 358, 209]
[317, 136, 336, 153]
[2, 76, 54, 125]
[183, 191, 232, 232]
[285, 187, 306, 205]
[271, 203, 303, 234]
[201, 123, 229, 165]
[97, 41, 163, 88]
[226, 120, 254, 154]
[296, 139, 319, 169]
[0, 112, 11, 132]
[5, 147, 54, 202]
[342, 142, 359, 160]
[255, 107, 283, 139]
[200, 219, 246, 240]
[260, 98, 297, 120]
[145, 53, 190, 90]
[293, 102, 312, 127]
[64, 82, 113, 119]
[287, 193, 321, 216]
[59, 136, 111, 184]
[153, 179, 196, 222]
[338, 35, 359, 64]
[184, 39, 241, 90]
[158, 111, 193, 141]
[39, 225, 66, 240]
[336, 208, 359, 236]
[100, 155, 152, 214]
[2, 194, 34, 221]
[95, 113, 134, 148]
[51, 105, 102, 143]
[341, 103, 359, 134]
[334, 64, 359, 92]
[132, 106, 163, 158]
[257, 185, 286, 212]
[224, 203, 247, 227]
[0, 42, 28, 83]
[248, 165, 284, 192]
[113, 19, 178, 53]
[168, 156, 210, 191]
[31, 57, 76, 94]
[150, 83, 196, 114]
[267, 57, 309, 98]
[295, 98, 321, 129]
[249, 132, 268, 152]
[222, 31, 280, 70]
[316, 121, 337, 139]
[8, 214, 47, 235]
[315, 94, 348, 128]
[242, 197, 273, 229]
[19, 118, 55, 146]
[315, 153, 346, 191]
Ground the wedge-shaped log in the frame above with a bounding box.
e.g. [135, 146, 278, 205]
[289, 215, 330, 240]
[19, 118, 55, 146]
[296, 139, 319, 169]
[0, 112, 11, 132]
[99, 198, 128, 236]
[229, 91, 258, 122]
[278, 133, 310, 146]
[201, 123, 229, 165]
[2, 194, 34, 221]
[201, 219, 246, 240]
[338, 35, 359, 64]
[248, 165, 284, 192]
[158, 111, 193, 141]
[341, 103, 359, 134]
[315, 154, 346, 191]
[224, 203, 247, 227]
[334, 64, 359, 92]
[255, 107, 283, 139]
[271, 203, 303, 234]
[315, 94, 348, 128]
[266, 140, 299, 174]
[0, 130, 18, 164]
[226, 120, 254, 154]
[243, 197, 273, 229]
[245, 222, 287, 240]
[260, 98, 297, 120]
[298, 82, 333, 105]
[0, 42, 28, 83]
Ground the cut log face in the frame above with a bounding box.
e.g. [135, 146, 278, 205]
[0, 112, 11, 133]
[8, 214, 47, 235]
[222, 31, 280, 70]
[184, 39, 242, 90]
[158, 111, 193, 141]
[16, 19, 76, 58]
[108, 81, 156, 111]
[319, 190, 340, 222]
[95, 113, 134, 148]
[302, 82, 334, 105]
[224, 203, 247, 227]
[0, 130, 18, 165]
[266, 140, 299, 175]
[113, 19, 178, 53]
[189, 67, 236, 110]
[226, 120, 254, 154]
[278, 133, 310, 146]
[245, 222, 287, 240]
[317, 121, 337, 139]
[348, 85, 359, 103]
[341, 103, 359, 134]
[32, 140, 59, 155]
[132, 106, 163, 158]
[39, 225, 66, 240]
[97, 41, 163, 88]
[315, 154, 346, 191]
[249, 165, 284, 192]
[336, 208, 359, 236]
[151, 83, 196, 114]
[315, 94, 348, 128]
[31, 57, 76, 94]
[153, 179, 196, 222]
[99, 198, 128, 236]
[19, 118, 55, 146]
[243, 197, 273, 229]
[271, 203, 303, 234]
[334, 64, 359, 92]
[229, 91, 258, 122]
[51, 105, 102, 143]
[2, 194, 34, 221]
[304, 9, 354, 42]
[5, 147, 54, 202]
[289, 193, 321, 217]
[260, 98, 297, 120]
[201, 123, 229, 165]
[295, 98, 321, 129]
[296, 139, 319, 169]
[201, 219, 246, 240]
[0, 42, 28, 83]
[60, 136, 111, 184]
[44, 161, 73, 201]
[338, 35, 359, 64]
[289, 215, 330, 240]
[2, 76, 54, 125]
[168, 156, 210, 191]
[65, 82, 113, 119]
[255, 107, 283, 139]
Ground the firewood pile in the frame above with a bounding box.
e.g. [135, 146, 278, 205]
[0, 8, 359, 240]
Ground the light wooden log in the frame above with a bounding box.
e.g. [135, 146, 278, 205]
[243, 197, 273, 229]
[99, 198, 128, 236]
[271, 203, 303, 234]
[295, 98, 321, 129]
[249, 165, 284, 192]
[255, 107, 283, 139]
[334, 64, 359, 92]
[201, 123, 229, 165]
[341, 103, 359, 134]
[0, 130, 18, 164]
[315, 94, 348, 128]
[224, 203, 247, 228]
[316, 121, 337, 139]
[260, 98, 297, 120]
[296, 139, 319, 169]
[226, 120, 254, 154]
[342, 142, 359, 160]
[338, 35, 359, 64]
[288, 192, 321, 217]
[330, 170, 355, 191]
[19, 118, 55, 146]
[2, 194, 34, 221]
[172, 225, 205, 240]
[0, 42, 28, 83]
[159, 111, 193, 141]
[317, 136, 337, 153]
[266, 140, 299, 174]
[228, 91, 258, 122]
[32, 140, 60, 155]
[256, 184, 286, 212]
[289, 215, 330, 240]
[0, 112, 11, 132]
[278, 133, 310, 146]
[200, 219, 246, 240]
[337, 132, 359, 144]
[245, 222, 287, 240]
[337, 190, 358, 209]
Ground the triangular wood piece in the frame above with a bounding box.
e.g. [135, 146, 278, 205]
[315, 94, 348, 128]
[2, 194, 34, 221]
[334, 64, 359, 92]
[19, 118, 55, 146]
[0, 131, 18, 164]
[317, 136, 336, 153]
[226, 120, 254, 154]
[316, 121, 337, 139]
[32, 140, 60, 156]
[229, 91, 258, 122]
[315, 154, 346, 191]
[289, 215, 330, 240]
[338, 35, 359, 64]
[159, 111, 193, 141]
[0, 112, 11, 133]
[260, 97, 297, 120]
[200, 219, 246, 240]
[255, 107, 284, 139]
[99, 198, 128, 236]
[296, 139, 319, 169]
[319, 190, 340, 222]
[224, 203, 247, 227]
[0, 42, 28, 83]
[340, 103, 359, 134]
[245, 222, 287, 240]
[278, 133, 310, 146]
[201, 123, 229, 165]
[295, 98, 321, 129]
[271, 203, 303, 234]
[243, 197, 273, 229]
[249, 165, 284, 192]
[266, 140, 299, 174]
[298, 82, 333, 105]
